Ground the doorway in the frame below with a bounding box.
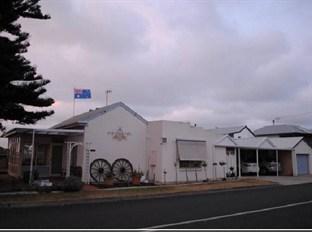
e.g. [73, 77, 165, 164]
[297, 154, 309, 175]
[51, 145, 63, 175]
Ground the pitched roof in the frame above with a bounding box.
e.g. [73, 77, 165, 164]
[254, 124, 312, 136]
[214, 135, 307, 150]
[214, 135, 237, 147]
[234, 137, 275, 149]
[52, 102, 147, 129]
[269, 137, 304, 150]
[207, 125, 254, 136]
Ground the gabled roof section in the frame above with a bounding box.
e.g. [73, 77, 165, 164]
[207, 125, 255, 136]
[254, 124, 312, 136]
[215, 135, 237, 147]
[52, 102, 147, 129]
[258, 137, 276, 149]
[269, 137, 304, 150]
[234, 137, 275, 149]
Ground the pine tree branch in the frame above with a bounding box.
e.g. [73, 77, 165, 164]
[0, 0, 54, 130]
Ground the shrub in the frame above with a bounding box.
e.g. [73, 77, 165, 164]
[63, 176, 83, 192]
[22, 170, 39, 183]
[132, 169, 143, 177]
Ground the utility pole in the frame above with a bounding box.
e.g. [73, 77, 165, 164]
[105, 90, 112, 106]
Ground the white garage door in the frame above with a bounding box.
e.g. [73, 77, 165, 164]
[296, 154, 309, 175]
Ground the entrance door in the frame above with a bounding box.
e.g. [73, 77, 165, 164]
[51, 145, 63, 175]
[296, 154, 309, 175]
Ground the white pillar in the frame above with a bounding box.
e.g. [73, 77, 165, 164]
[276, 150, 279, 176]
[291, 149, 297, 176]
[84, 142, 91, 184]
[29, 129, 35, 184]
[66, 143, 72, 177]
[238, 148, 241, 178]
[256, 149, 259, 177]
[213, 146, 216, 180]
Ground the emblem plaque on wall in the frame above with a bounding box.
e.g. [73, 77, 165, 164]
[107, 127, 131, 141]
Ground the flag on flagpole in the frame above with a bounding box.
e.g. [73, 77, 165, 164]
[74, 88, 92, 99]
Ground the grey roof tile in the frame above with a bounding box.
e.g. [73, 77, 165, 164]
[254, 124, 312, 136]
[51, 102, 147, 129]
[207, 125, 248, 135]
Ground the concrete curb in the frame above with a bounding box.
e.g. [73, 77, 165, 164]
[0, 183, 279, 209]
[0, 178, 262, 195]
[0, 191, 38, 196]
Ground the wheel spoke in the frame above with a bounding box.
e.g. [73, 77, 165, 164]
[93, 163, 99, 169]
[90, 159, 112, 184]
[112, 159, 133, 181]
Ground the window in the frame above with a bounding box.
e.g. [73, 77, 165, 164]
[35, 144, 48, 165]
[71, 146, 78, 166]
[176, 140, 207, 160]
[226, 147, 235, 155]
[22, 144, 32, 165]
[179, 160, 202, 168]
[8, 137, 21, 175]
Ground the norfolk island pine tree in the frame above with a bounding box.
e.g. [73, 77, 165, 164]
[0, 0, 54, 131]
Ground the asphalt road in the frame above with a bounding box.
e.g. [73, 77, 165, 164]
[1, 183, 312, 229]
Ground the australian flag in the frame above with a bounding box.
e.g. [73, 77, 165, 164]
[74, 88, 91, 99]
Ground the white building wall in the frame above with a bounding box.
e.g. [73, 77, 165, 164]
[206, 134, 225, 179]
[291, 150, 297, 176]
[214, 147, 227, 178]
[82, 106, 147, 183]
[215, 147, 237, 178]
[148, 121, 223, 183]
[146, 121, 163, 182]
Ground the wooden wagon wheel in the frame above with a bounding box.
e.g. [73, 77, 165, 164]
[112, 158, 133, 182]
[90, 159, 111, 183]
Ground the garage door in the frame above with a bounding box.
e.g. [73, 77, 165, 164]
[296, 154, 309, 175]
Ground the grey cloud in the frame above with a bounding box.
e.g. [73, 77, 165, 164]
[8, 0, 312, 132]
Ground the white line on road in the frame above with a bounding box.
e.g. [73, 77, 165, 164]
[145, 199, 312, 229]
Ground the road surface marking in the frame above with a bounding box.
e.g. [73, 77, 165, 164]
[146, 199, 312, 229]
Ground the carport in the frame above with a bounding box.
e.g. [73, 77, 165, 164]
[235, 137, 280, 177]
[215, 136, 282, 177]
[215, 136, 295, 177]
[270, 137, 311, 176]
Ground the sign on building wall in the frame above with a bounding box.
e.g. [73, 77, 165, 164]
[107, 127, 131, 141]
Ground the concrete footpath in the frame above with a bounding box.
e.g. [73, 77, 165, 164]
[260, 175, 312, 185]
[0, 178, 275, 208]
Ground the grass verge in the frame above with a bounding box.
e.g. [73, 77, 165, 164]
[0, 178, 275, 206]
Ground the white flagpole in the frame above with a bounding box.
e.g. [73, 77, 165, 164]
[73, 88, 76, 116]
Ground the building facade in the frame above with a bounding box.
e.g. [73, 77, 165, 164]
[4, 102, 312, 184]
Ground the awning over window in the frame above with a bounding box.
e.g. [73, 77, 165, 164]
[177, 140, 207, 161]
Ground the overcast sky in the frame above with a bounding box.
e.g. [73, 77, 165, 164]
[6, 0, 312, 133]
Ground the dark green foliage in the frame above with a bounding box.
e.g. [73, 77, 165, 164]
[0, 0, 54, 130]
[63, 176, 83, 192]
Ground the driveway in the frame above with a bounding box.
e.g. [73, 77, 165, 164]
[260, 175, 312, 185]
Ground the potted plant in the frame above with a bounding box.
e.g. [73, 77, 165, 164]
[132, 169, 143, 185]
[104, 172, 114, 187]
[202, 161, 208, 182]
[219, 161, 227, 181]
[229, 166, 235, 177]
